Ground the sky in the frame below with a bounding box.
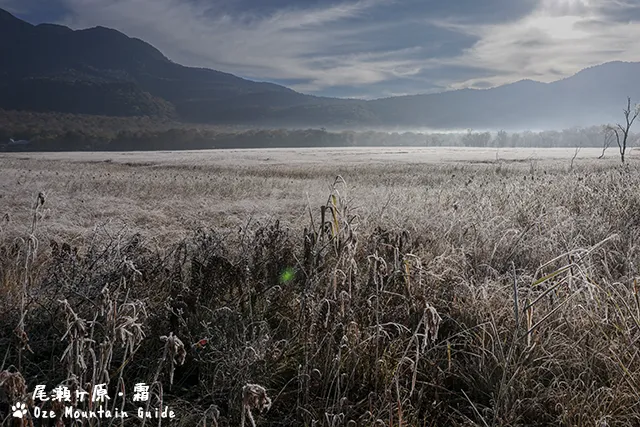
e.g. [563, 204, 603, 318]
[2, 0, 640, 99]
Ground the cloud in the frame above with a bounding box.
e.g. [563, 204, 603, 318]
[0, 0, 67, 23]
[428, 0, 640, 90]
[2, 0, 640, 98]
[56, 0, 409, 92]
[0, 0, 29, 15]
[49, 0, 477, 96]
[596, 0, 640, 22]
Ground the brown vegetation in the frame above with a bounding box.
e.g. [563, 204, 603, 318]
[1, 151, 640, 426]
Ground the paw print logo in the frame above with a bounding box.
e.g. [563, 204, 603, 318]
[11, 402, 27, 418]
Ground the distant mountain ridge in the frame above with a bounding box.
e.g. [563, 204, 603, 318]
[0, 8, 323, 119]
[1, 7, 639, 130]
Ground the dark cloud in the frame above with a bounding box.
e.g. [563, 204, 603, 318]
[547, 68, 565, 76]
[204, 0, 347, 15]
[291, 21, 477, 61]
[469, 80, 493, 89]
[573, 18, 610, 30]
[0, 0, 67, 23]
[199, 0, 538, 24]
[408, 0, 538, 23]
[516, 35, 548, 49]
[1, 0, 639, 98]
[597, 2, 640, 23]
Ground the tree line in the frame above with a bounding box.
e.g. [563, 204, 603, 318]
[0, 109, 629, 152]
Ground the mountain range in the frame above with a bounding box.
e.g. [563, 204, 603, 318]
[2, 7, 639, 130]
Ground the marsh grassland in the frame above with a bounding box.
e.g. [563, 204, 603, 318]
[2, 147, 640, 426]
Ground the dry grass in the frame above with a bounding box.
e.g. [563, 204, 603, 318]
[1, 147, 640, 426]
[0, 147, 631, 240]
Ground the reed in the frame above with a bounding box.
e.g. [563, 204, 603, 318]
[1, 154, 640, 425]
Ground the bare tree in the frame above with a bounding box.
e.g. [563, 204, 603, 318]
[570, 144, 581, 171]
[600, 97, 640, 163]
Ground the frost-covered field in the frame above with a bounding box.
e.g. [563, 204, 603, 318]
[0, 146, 633, 242]
[2, 146, 623, 166]
[3, 146, 640, 425]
